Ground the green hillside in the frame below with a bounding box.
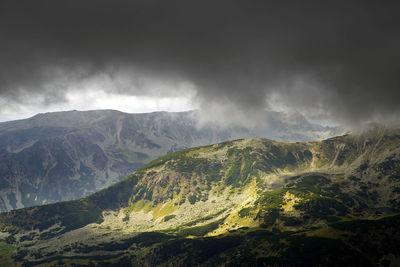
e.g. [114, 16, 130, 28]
[0, 109, 340, 213]
[1, 127, 400, 266]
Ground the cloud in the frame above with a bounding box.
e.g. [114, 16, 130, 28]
[0, 1, 399, 127]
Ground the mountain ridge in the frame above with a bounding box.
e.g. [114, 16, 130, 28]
[0, 109, 341, 212]
[0, 128, 399, 265]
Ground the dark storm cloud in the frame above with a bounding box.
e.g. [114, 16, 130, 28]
[1, 0, 400, 126]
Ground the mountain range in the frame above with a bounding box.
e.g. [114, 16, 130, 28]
[0, 127, 399, 266]
[0, 109, 341, 212]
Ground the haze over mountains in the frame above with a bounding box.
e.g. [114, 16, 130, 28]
[0, 127, 399, 265]
[0, 109, 341, 212]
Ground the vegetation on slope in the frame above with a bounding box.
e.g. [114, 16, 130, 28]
[0, 127, 400, 265]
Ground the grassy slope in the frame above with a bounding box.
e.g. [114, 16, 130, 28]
[1, 127, 400, 265]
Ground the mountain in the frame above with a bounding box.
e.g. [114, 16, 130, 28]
[0, 127, 399, 266]
[0, 109, 341, 212]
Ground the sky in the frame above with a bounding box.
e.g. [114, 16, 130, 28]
[0, 1, 399, 127]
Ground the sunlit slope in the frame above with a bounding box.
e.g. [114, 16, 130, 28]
[0, 109, 341, 212]
[0, 127, 400, 265]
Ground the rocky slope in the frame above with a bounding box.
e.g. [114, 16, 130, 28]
[0, 109, 340, 212]
[0, 127, 399, 266]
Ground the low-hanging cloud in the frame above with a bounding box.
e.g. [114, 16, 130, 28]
[1, 1, 399, 127]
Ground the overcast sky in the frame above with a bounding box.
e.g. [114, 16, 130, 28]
[1, 1, 399, 127]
